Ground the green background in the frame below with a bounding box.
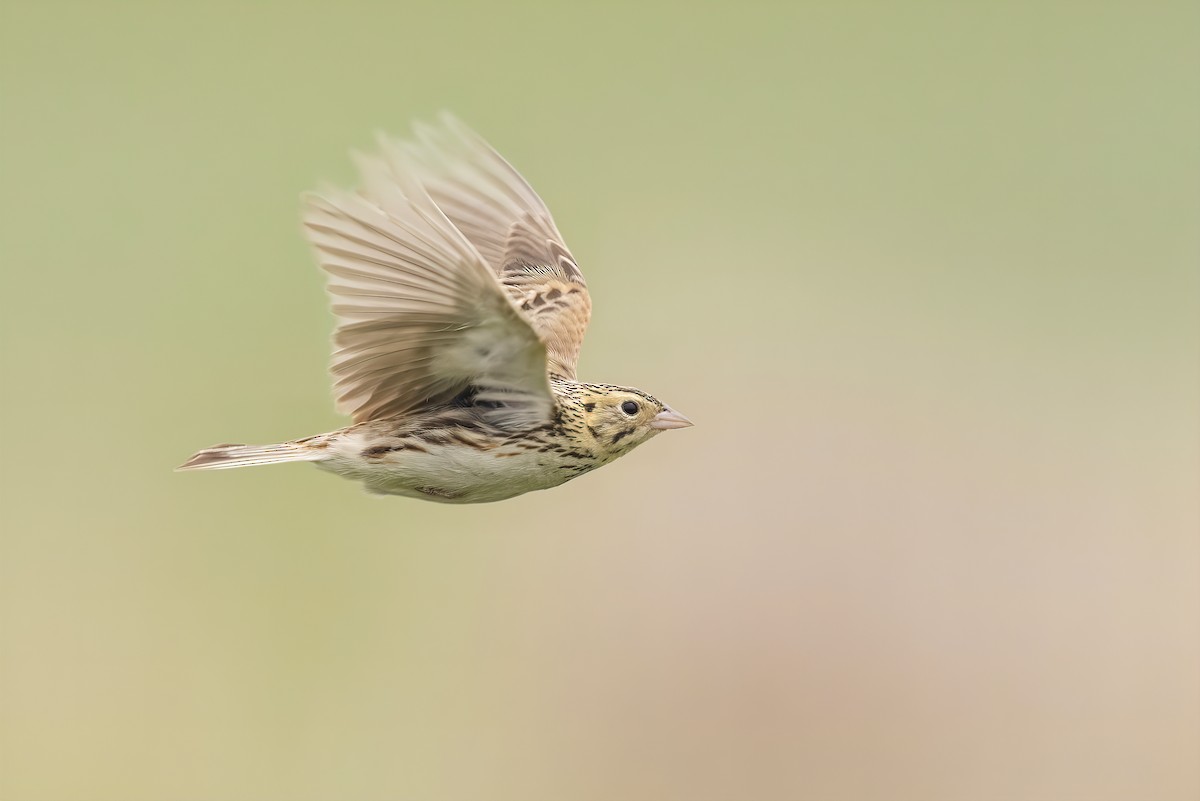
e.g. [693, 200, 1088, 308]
[2, 2, 1197, 799]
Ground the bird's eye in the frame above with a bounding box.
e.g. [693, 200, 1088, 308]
[620, 400, 639, 416]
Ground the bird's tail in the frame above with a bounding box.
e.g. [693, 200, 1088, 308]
[176, 440, 326, 471]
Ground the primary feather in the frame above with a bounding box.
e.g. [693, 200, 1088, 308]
[302, 156, 552, 428]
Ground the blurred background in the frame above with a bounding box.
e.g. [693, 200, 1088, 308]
[1, 2, 1197, 800]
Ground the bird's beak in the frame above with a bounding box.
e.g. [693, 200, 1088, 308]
[649, 407, 694, 430]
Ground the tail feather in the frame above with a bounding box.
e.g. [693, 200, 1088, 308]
[176, 441, 325, 471]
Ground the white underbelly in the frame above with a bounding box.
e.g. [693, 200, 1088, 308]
[317, 435, 590, 503]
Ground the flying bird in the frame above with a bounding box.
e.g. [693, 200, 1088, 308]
[178, 115, 692, 502]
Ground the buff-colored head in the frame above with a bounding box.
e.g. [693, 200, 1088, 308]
[578, 384, 693, 455]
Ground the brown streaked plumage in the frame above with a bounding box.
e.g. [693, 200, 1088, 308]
[178, 114, 691, 503]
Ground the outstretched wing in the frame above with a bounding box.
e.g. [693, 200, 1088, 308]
[302, 147, 554, 427]
[394, 115, 592, 378]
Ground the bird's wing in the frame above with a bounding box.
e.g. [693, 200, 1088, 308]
[302, 148, 554, 427]
[395, 114, 592, 378]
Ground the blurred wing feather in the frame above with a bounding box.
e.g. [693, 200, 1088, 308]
[302, 149, 554, 427]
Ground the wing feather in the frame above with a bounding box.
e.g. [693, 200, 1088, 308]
[302, 152, 554, 426]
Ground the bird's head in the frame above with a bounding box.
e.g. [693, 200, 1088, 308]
[576, 384, 693, 456]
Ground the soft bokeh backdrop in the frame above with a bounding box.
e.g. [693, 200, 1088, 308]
[1, 2, 1197, 800]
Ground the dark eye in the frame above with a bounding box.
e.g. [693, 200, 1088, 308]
[621, 400, 639, 415]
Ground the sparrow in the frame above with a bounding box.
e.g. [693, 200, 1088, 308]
[177, 115, 692, 503]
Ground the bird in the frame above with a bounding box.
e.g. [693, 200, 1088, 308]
[177, 114, 692, 503]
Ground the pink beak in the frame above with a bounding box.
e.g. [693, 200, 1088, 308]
[649, 407, 694, 430]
